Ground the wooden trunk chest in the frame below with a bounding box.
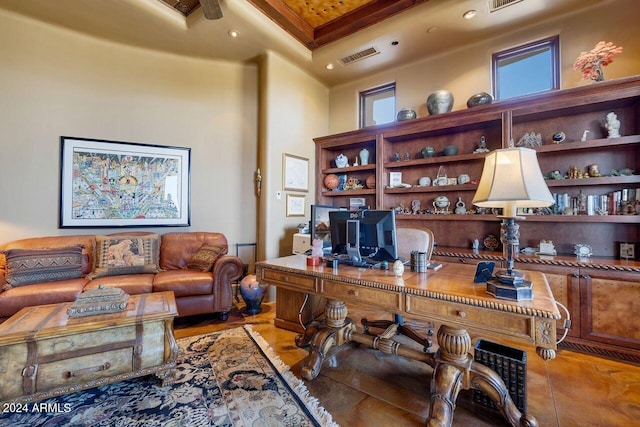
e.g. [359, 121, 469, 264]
[0, 291, 178, 403]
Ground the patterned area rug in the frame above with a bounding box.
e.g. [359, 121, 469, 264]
[0, 326, 338, 427]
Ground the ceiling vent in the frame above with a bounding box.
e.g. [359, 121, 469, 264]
[488, 0, 524, 13]
[338, 47, 380, 66]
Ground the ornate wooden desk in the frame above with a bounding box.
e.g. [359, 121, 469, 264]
[257, 255, 560, 427]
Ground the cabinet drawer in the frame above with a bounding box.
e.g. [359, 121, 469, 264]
[406, 296, 534, 341]
[37, 348, 133, 391]
[261, 269, 316, 292]
[321, 280, 402, 312]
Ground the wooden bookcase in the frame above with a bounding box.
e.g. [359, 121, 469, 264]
[313, 75, 640, 362]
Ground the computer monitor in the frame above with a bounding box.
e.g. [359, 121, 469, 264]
[329, 209, 398, 262]
[310, 204, 347, 249]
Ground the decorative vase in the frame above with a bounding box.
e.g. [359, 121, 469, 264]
[239, 275, 267, 315]
[426, 90, 454, 115]
[443, 145, 458, 156]
[359, 148, 370, 165]
[421, 146, 436, 158]
[396, 108, 417, 121]
[466, 92, 493, 108]
[335, 153, 348, 168]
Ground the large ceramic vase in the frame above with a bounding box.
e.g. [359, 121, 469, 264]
[426, 90, 454, 115]
[239, 275, 267, 315]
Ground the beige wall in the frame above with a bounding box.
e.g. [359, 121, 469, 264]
[328, 0, 640, 134]
[0, 9, 258, 251]
[257, 51, 329, 263]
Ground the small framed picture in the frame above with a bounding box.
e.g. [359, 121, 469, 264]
[286, 194, 306, 217]
[619, 242, 636, 260]
[349, 197, 366, 210]
[389, 172, 402, 188]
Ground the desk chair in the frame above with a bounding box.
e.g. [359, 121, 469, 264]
[361, 226, 435, 351]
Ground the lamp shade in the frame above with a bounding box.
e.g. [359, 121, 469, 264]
[472, 147, 554, 217]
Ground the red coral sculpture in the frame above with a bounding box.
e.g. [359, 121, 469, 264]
[573, 41, 623, 81]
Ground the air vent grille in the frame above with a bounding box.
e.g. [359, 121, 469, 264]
[488, 0, 523, 13]
[338, 47, 379, 66]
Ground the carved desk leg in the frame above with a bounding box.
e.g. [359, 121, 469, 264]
[428, 325, 471, 427]
[300, 299, 357, 381]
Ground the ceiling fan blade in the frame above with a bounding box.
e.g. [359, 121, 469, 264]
[199, 0, 223, 20]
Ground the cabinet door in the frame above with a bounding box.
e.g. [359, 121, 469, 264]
[580, 268, 640, 350]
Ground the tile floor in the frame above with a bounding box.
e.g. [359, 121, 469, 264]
[174, 301, 640, 427]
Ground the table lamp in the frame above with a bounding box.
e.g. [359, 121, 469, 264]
[472, 145, 554, 300]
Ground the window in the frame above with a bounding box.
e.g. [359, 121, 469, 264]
[359, 83, 396, 128]
[493, 36, 559, 101]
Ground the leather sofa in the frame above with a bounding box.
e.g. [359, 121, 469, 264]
[0, 231, 244, 323]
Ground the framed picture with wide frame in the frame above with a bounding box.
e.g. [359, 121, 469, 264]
[60, 136, 191, 228]
[286, 194, 306, 217]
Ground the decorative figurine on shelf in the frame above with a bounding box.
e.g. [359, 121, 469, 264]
[335, 153, 348, 168]
[567, 165, 589, 179]
[516, 131, 542, 147]
[343, 177, 363, 190]
[538, 240, 556, 256]
[394, 152, 402, 162]
[552, 132, 566, 143]
[418, 176, 431, 186]
[588, 164, 601, 177]
[605, 112, 621, 138]
[581, 130, 591, 141]
[411, 199, 421, 214]
[433, 195, 450, 214]
[545, 170, 564, 180]
[474, 135, 490, 153]
[574, 244, 593, 258]
[578, 190, 587, 214]
[454, 197, 467, 215]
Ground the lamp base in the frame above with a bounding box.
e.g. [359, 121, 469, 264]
[486, 276, 533, 301]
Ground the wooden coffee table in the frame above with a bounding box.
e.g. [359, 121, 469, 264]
[0, 291, 179, 404]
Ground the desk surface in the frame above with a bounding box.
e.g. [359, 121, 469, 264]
[258, 255, 560, 321]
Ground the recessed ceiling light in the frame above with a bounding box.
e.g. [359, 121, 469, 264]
[325, 63, 334, 70]
[463, 10, 477, 19]
[228, 30, 239, 38]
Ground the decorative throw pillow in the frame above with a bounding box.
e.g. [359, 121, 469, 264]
[185, 244, 227, 272]
[88, 234, 160, 279]
[4, 245, 84, 287]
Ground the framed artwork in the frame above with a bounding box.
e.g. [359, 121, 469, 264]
[389, 172, 402, 188]
[286, 194, 306, 217]
[283, 153, 309, 192]
[349, 197, 367, 210]
[619, 242, 636, 260]
[60, 136, 191, 228]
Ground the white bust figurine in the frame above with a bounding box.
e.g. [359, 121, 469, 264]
[606, 112, 621, 138]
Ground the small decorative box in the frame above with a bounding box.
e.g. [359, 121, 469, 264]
[67, 284, 129, 318]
